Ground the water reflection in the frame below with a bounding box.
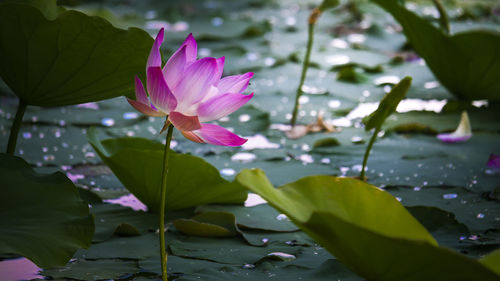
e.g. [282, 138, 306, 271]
[0, 258, 42, 281]
[104, 194, 147, 211]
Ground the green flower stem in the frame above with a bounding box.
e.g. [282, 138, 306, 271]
[159, 122, 174, 281]
[291, 8, 321, 127]
[360, 126, 380, 180]
[432, 0, 450, 34]
[6, 99, 27, 155]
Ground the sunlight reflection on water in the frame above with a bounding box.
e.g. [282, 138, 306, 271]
[104, 194, 147, 211]
[0, 258, 42, 281]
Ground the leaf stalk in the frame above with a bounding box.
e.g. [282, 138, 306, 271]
[6, 99, 27, 155]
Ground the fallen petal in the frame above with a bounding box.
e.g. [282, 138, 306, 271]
[436, 111, 472, 143]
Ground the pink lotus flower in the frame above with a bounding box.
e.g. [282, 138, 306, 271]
[437, 111, 472, 143]
[128, 28, 254, 146]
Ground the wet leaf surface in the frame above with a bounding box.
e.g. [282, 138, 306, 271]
[0, 154, 94, 268]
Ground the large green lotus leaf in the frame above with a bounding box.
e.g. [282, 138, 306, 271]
[0, 3, 152, 107]
[195, 204, 299, 232]
[173, 211, 239, 238]
[371, 0, 500, 101]
[481, 249, 500, 276]
[140, 255, 361, 281]
[42, 259, 139, 280]
[236, 169, 500, 281]
[87, 128, 247, 212]
[168, 237, 301, 265]
[364, 76, 411, 130]
[0, 153, 94, 268]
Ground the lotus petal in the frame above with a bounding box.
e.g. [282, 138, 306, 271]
[169, 111, 202, 132]
[147, 66, 177, 114]
[191, 124, 247, 146]
[198, 92, 254, 122]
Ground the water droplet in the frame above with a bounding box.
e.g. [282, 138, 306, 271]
[267, 252, 296, 261]
[239, 114, 251, 122]
[231, 152, 256, 163]
[347, 33, 366, 44]
[468, 234, 479, 241]
[339, 166, 350, 176]
[101, 118, 115, 127]
[321, 158, 331, 164]
[245, 193, 267, 207]
[477, 213, 485, 219]
[145, 10, 157, 19]
[328, 100, 341, 109]
[443, 193, 458, 199]
[276, 214, 289, 221]
[243, 264, 255, 269]
[326, 55, 350, 65]
[22, 132, 32, 139]
[211, 17, 223, 26]
[264, 57, 276, 67]
[298, 154, 314, 164]
[246, 52, 258, 61]
[351, 136, 364, 144]
[220, 168, 235, 177]
[261, 238, 269, 244]
[199, 48, 211, 57]
[298, 96, 309, 104]
[85, 152, 96, 159]
[374, 75, 400, 86]
[301, 85, 327, 95]
[285, 16, 296, 26]
[472, 100, 488, 108]
[43, 154, 55, 162]
[123, 112, 139, 120]
[242, 135, 280, 150]
[330, 38, 348, 49]
[172, 21, 189, 31]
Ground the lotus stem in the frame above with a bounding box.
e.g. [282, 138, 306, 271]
[6, 99, 27, 155]
[431, 0, 450, 34]
[159, 122, 174, 281]
[291, 8, 321, 127]
[360, 126, 380, 180]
